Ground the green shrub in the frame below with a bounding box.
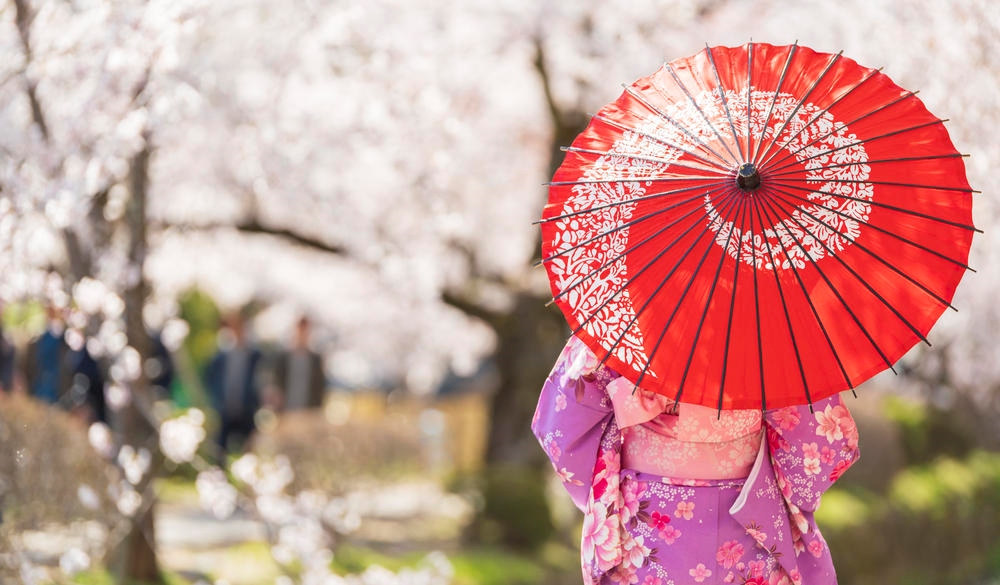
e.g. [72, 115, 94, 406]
[472, 465, 554, 551]
[882, 396, 974, 465]
[823, 451, 1000, 585]
[0, 395, 118, 584]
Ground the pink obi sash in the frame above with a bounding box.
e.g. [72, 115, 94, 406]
[607, 377, 763, 480]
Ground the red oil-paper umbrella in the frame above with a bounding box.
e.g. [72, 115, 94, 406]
[539, 42, 978, 410]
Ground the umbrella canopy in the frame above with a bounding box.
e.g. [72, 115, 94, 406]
[539, 42, 977, 410]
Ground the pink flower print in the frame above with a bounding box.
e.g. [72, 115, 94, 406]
[555, 392, 568, 412]
[744, 578, 767, 585]
[608, 565, 638, 585]
[724, 572, 736, 583]
[829, 458, 852, 482]
[561, 337, 600, 384]
[820, 445, 836, 465]
[747, 560, 766, 578]
[789, 569, 803, 584]
[545, 437, 562, 462]
[592, 449, 620, 503]
[620, 479, 647, 523]
[773, 464, 792, 499]
[808, 538, 825, 558]
[592, 456, 609, 501]
[647, 510, 670, 531]
[716, 540, 745, 568]
[556, 467, 583, 486]
[659, 524, 681, 544]
[802, 441, 821, 475]
[771, 406, 801, 430]
[845, 421, 860, 450]
[769, 573, 793, 585]
[674, 501, 695, 520]
[815, 403, 852, 443]
[582, 502, 619, 570]
[689, 563, 712, 583]
[620, 532, 650, 571]
[641, 576, 662, 585]
[766, 427, 789, 452]
[790, 504, 809, 535]
[746, 527, 767, 545]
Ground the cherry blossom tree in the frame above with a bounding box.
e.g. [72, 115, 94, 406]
[1, 0, 201, 581]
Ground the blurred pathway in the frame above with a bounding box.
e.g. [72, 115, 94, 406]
[154, 479, 472, 584]
[156, 492, 279, 585]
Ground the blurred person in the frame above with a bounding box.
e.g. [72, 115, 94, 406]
[268, 315, 326, 412]
[148, 331, 176, 402]
[66, 336, 107, 424]
[204, 311, 262, 456]
[0, 321, 14, 394]
[21, 305, 71, 405]
[22, 305, 108, 422]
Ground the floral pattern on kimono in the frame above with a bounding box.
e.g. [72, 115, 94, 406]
[532, 336, 860, 585]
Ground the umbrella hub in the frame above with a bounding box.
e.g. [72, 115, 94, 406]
[736, 163, 761, 192]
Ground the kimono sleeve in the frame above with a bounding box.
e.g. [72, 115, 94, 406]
[531, 337, 615, 511]
[764, 393, 861, 513]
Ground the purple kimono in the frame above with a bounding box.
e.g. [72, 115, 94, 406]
[532, 337, 859, 585]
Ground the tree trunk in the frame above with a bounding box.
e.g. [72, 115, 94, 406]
[481, 37, 589, 468]
[463, 37, 592, 549]
[483, 292, 567, 466]
[110, 142, 164, 585]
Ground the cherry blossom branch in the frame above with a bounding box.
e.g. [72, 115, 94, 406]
[13, 0, 49, 141]
[152, 217, 348, 257]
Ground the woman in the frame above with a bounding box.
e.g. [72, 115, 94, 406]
[533, 336, 859, 585]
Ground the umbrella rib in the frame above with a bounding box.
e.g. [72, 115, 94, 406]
[617, 87, 734, 170]
[714, 193, 753, 412]
[746, 199, 769, 412]
[767, 153, 968, 177]
[673, 189, 749, 406]
[752, 195, 855, 395]
[631, 191, 746, 393]
[584, 190, 743, 369]
[753, 50, 843, 167]
[591, 112, 731, 171]
[770, 180, 981, 233]
[753, 194, 812, 404]
[750, 42, 798, 163]
[773, 176, 976, 194]
[547, 196, 713, 305]
[768, 184, 972, 295]
[548, 175, 727, 187]
[661, 63, 741, 166]
[537, 190, 708, 268]
[535, 180, 728, 225]
[766, 119, 951, 176]
[763, 90, 918, 171]
[745, 41, 754, 164]
[764, 190, 934, 345]
[755, 193, 897, 373]
[704, 44, 746, 162]
[561, 146, 725, 175]
[755, 66, 883, 170]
